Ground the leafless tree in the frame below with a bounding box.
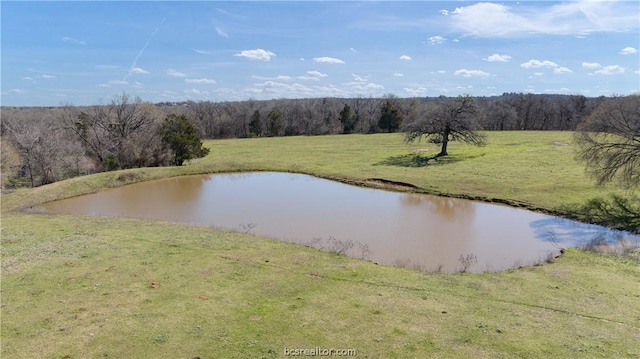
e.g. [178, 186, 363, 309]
[404, 95, 487, 156]
[575, 94, 640, 187]
[1, 138, 21, 188]
[364, 96, 381, 133]
[60, 92, 164, 170]
[3, 110, 85, 186]
[483, 98, 518, 130]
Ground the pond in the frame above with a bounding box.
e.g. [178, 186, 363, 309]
[35, 172, 639, 273]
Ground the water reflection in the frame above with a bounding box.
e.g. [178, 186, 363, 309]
[531, 217, 639, 248]
[35, 172, 639, 273]
[400, 193, 475, 221]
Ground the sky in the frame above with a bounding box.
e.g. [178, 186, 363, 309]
[1, 1, 639, 107]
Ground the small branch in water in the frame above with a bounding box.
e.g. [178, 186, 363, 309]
[458, 253, 478, 273]
[237, 223, 257, 234]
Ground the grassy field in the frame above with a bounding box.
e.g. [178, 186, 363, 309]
[2, 132, 639, 358]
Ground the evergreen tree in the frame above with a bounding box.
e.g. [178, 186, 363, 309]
[267, 107, 284, 137]
[378, 100, 403, 133]
[249, 109, 263, 137]
[159, 114, 210, 166]
[339, 104, 356, 134]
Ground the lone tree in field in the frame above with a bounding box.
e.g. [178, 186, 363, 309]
[404, 95, 486, 156]
[159, 114, 210, 166]
[575, 94, 640, 188]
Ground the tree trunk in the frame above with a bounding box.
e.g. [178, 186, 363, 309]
[438, 127, 450, 157]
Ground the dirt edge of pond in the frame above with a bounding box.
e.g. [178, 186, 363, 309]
[320, 174, 588, 226]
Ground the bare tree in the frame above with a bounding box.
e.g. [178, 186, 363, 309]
[404, 95, 487, 157]
[575, 94, 640, 187]
[60, 93, 164, 170]
[365, 96, 381, 133]
[350, 95, 365, 132]
[0, 138, 20, 188]
[4, 111, 85, 186]
[484, 98, 518, 130]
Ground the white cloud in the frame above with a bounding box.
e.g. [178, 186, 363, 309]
[62, 36, 86, 45]
[165, 69, 186, 77]
[594, 65, 625, 75]
[130, 67, 149, 74]
[244, 81, 349, 99]
[582, 62, 601, 69]
[399, 55, 412, 61]
[485, 54, 511, 62]
[132, 81, 144, 88]
[404, 87, 428, 96]
[393, 73, 404, 77]
[96, 65, 121, 70]
[21, 76, 34, 81]
[534, 72, 544, 77]
[544, 87, 571, 93]
[351, 74, 368, 82]
[215, 27, 228, 38]
[448, 1, 640, 37]
[620, 47, 638, 55]
[454, 69, 491, 78]
[428, 35, 445, 45]
[521, 59, 559, 69]
[41, 74, 56, 79]
[553, 67, 572, 74]
[353, 82, 384, 91]
[184, 88, 210, 95]
[437, 70, 446, 74]
[8, 89, 25, 94]
[253, 75, 292, 81]
[439, 9, 449, 16]
[108, 80, 128, 85]
[305, 71, 327, 78]
[343, 74, 384, 94]
[185, 78, 217, 84]
[313, 56, 345, 64]
[350, 48, 357, 53]
[193, 49, 212, 55]
[235, 49, 276, 61]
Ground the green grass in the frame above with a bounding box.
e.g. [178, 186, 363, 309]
[2, 132, 639, 358]
[5, 131, 627, 216]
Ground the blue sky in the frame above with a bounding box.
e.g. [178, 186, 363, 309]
[2, 1, 639, 106]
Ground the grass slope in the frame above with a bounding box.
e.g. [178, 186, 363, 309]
[2, 132, 639, 358]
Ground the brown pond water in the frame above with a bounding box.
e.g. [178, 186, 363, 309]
[34, 172, 639, 273]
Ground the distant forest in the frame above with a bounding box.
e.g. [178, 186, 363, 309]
[0, 93, 622, 187]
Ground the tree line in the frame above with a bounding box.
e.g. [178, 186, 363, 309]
[152, 92, 601, 139]
[0, 92, 635, 189]
[1, 93, 208, 187]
